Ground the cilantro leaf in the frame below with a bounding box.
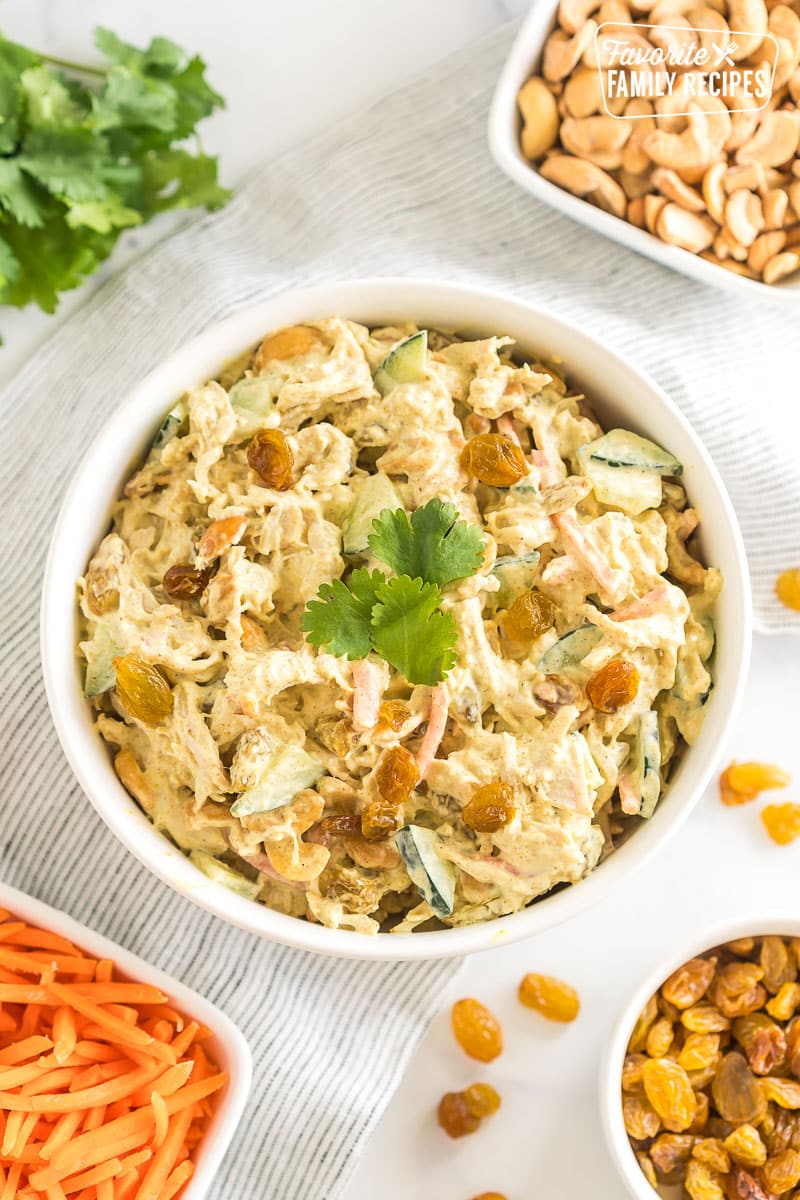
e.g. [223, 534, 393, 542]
[371, 575, 457, 686]
[0, 161, 45, 228]
[0, 236, 20, 289]
[91, 68, 178, 133]
[300, 569, 385, 660]
[20, 66, 86, 127]
[65, 197, 141, 234]
[18, 128, 109, 202]
[0, 213, 112, 313]
[368, 498, 485, 588]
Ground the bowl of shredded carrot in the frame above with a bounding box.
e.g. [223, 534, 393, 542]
[0, 880, 250, 1200]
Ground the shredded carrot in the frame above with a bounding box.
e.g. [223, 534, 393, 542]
[0, 910, 227, 1198]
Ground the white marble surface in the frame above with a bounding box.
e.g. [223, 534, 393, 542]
[3, 4, 800, 1200]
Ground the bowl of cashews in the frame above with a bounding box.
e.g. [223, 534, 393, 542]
[489, 0, 800, 298]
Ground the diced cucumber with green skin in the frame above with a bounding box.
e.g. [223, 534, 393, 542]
[491, 552, 541, 606]
[341, 473, 404, 556]
[584, 430, 682, 475]
[631, 711, 661, 818]
[152, 400, 187, 449]
[578, 446, 663, 516]
[230, 745, 325, 818]
[374, 331, 428, 396]
[229, 377, 277, 434]
[83, 623, 125, 697]
[395, 825, 456, 918]
[536, 624, 603, 674]
[189, 851, 261, 900]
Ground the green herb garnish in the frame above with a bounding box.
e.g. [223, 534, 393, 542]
[0, 27, 229, 314]
[301, 499, 485, 685]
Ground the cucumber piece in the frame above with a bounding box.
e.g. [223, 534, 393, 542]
[83, 622, 125, 697]
[189, 851, 261, 900]
[341, 473, 404, 556]
[152, 400, 187, 450]
[395, 825, 456, 918]
[584, 429, 682, 475]
[536, 624, 603, 674]
[578, 445, 663, 516]
[631, 711, 661, 818]
[230, 745, 324, 818]
[491, 552, 540, 606]
[229, 376, 277, 434]
[374, 331, 428, 396]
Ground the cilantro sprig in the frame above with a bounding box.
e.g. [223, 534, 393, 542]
[301, 499, 484, 685]
[0, 27, 229, 314]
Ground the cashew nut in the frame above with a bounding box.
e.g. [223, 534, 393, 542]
[748, 228, 787, 270]
[559, 0, 603, 31]
[586, 23, 652, 68]
[703, 162, 728, 222]
[727, 0, 768, 59]
[789, 178, 800, 217]
[649, 17, 700, 60]
[769, 5, 800, 88]
[645, 103, 727, 174]
[628, 195, 648, 226]
[652, 166, 707, 210]
[718, 225, 750, 258]
[560, 114, 632, 168]
[622, 99, 655, 173]
[651, 0, 703, 19]
[763, 186, 789, 226]
[645, 193, 669, 232]
[790, 66, 800, 104]
[656, 202, 717, 251]
[598, 0, 632, 20]
[544, 21, 598, 81]
[736, 110, 800, 166]
[713, 231, 731, 258]
[518, 77, 561, 161]
[725, 162, 767, 192]
[539, 153, 627, 216]
[785, 222, 800, 246]
[762, 248, 800, 281]
[701, 251, 760, 277]
[688, 5, 731, 57]
[562, 66, 605, 117]
[725, 188, 766, 244]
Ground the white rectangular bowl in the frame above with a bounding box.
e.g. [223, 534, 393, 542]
[0, 880, 251, 1200]
[488, 2, 800, 304]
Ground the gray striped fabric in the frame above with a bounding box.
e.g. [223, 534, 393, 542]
[1, 19, 798, 1200]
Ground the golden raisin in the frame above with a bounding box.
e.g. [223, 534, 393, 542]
[761, 935, 796, 993]
[622, 1054, 647, 1091]
[710, 963, 766, 1018]
[461, 433, 527, 486]
[501, 589, 555, 643]
[463, 1082, 501, 1119]
[767, 982, 800, 1021]
[255, 324, 319, 369]
[733, 1013, 786, 1074]
[586, 659, 639, 714]
[678, 1034, 720, 1072]
[684, 1159, 725, 1200]
[776, 568, 800, 612]
[360, 798, 400, 842]
[463, 782, 516, 834]
[162, 563, 212, 599]
[692, 1137, 730, 1174]
[641, 1058, 697, 1132]
[724, 1124, 767, 1169]
[711, 1053, 766, 1124]
[729, 1165, 773, 1200]
[663, 958, 717, 1010]
[469, 1195, 508, 1200]
[629, 994, 658, 1052]
[437, 1091, 479, 1138]
[376, 700, 410, 733]
[623, 1089, 661, 1140]
[647, 1016, 675, 1058]
[451, 998, 503, 1063]
[681, 1003, 731, 1034]
[374, 746, 418, 816]
[763, 1148, 800, 1193]
[113, 655, 173, 725]
[247, 429, 294, 489]
[760, 1076, 800, 1108]
[728, 762, 790, 794]
[650, 1133, 695, 1175]
[518, 973, 580, 1022]
[762, 803, 800, 846]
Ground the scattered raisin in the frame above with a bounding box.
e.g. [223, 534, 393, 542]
[762, 803, 800, 846]
[518, 973, 579, 1022]
[437, 1091, 479, 1138]
[776, 568, 800, 612]
[375, 746, 419, 806]
[463, 782, 516, 833]
[728, 762, 790, 795]
[461, 433, 527, 486]
[469, 1194, 508, 1200]
[247, 429, 294, 489]
[451, 998, 503, 1062]
[463, 1082, 501, 1119]
[501, 589, 555, 643]
[586, 659, 639, 714]
[360, 798, 400, 842]
[162, 563, 212, 599]
[113, 655, 173, 725]
[376, 700, 410, 732]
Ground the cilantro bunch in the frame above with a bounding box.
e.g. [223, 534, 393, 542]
[0, 27, 230, 313]
[301, 499, 485, 686]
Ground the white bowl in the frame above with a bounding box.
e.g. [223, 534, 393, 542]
[0, 878, 250, 1200]
[488, 4, 800, 303]
[601, 914, 800, 1199]
[41, 278, 751, 961]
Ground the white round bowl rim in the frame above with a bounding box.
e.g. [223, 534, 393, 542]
[40, 277, 752, 961]
[0, 878, 251, 1200]
[600, 913, 800, 1200]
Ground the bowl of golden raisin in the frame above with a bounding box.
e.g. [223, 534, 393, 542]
[603, 922, 800, 1200]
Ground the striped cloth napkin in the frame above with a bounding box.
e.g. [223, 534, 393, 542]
[2, 17, 799, 1200]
